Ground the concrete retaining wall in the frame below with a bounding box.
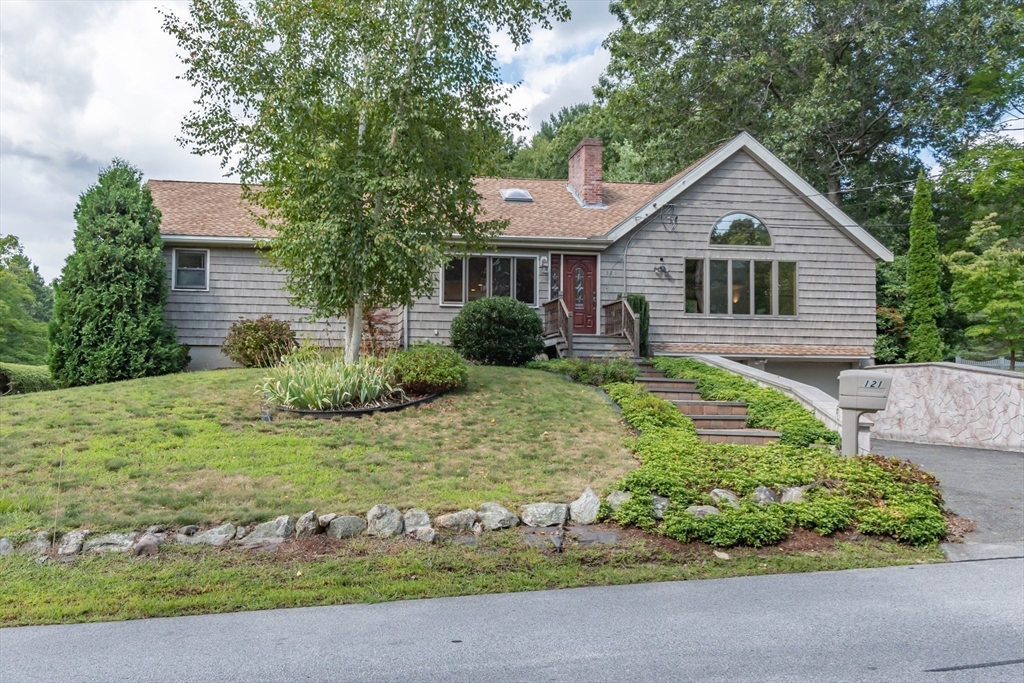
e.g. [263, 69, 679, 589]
[868, 363, 1023, 452]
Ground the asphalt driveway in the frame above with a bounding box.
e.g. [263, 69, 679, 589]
[872, 439, 1024, 561]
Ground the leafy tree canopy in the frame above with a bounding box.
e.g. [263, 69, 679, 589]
[596, 0, 1024, 210]
[0, 234, 49, 365]
[49, 160, 189, 387]
[948, 214, 1024, 369]
[163, 0, 569, 362]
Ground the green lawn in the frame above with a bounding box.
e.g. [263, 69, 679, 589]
[0, 366, 635, 538]
[0, 532, 942, 626]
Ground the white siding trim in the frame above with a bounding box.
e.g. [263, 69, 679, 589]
[171, 248, 210, 292]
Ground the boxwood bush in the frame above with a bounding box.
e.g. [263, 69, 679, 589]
[651, 357, 840, 447]
[602, 382, 946, 547]
[222, 316, 297, 368]
[449, 297, 543, 366]
[0, 363, 55, 395]
[394, 343, 468, 395]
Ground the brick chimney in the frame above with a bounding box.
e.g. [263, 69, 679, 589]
[568, 138, 603, 207]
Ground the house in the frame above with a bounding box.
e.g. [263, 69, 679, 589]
[151, 132, 892, 397]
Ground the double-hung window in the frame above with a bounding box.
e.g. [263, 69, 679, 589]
[173, 249, 209, 291]
[442, 256, 537, 305]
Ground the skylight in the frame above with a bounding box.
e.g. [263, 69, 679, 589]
[499, 188, 533, 203]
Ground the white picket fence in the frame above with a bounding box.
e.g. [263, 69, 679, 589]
[954, 355, 1016, 371]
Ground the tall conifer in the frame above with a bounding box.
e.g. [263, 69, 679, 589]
[905, 173, 944, 362]
[49, 160, 188, 386]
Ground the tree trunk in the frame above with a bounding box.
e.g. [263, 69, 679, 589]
[1011, 347, 1016, 372]
[345, 295, 364, 364]
[826, 174, 842, 206]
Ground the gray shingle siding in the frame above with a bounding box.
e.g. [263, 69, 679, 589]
[163, 246, 346, 348]
[600, 151, 877, 350]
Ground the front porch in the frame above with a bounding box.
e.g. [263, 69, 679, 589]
[541, 297, 641, 359]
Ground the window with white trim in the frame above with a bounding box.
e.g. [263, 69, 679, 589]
[173, 249, 208, 290]
[442, 256, 537, 305]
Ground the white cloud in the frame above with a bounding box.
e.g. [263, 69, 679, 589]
[1, 1, 616, 280]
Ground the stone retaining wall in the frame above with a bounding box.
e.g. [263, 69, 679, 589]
[869, 363, 1023, 452]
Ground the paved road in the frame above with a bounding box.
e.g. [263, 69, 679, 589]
[873, 439, 1024, 560]
[3, 558, 1023, 683]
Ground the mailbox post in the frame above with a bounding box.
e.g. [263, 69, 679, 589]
[837, 370, 893, 455]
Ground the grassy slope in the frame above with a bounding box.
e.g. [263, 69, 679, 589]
[0, 533, 941, 627]
[0, 366, 635, 537]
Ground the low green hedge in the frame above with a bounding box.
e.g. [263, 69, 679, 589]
[0, 363, 56, 395]
[602, 382, 946, 547]
[651, 357, 840, 447]
[528, 357, 639, 386]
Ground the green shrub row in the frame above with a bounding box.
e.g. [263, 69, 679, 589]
[601, 382, 946, 547]
[528, 357, 639, 387]
[0, 363, 56, 395]
[651, 357, 841, 447]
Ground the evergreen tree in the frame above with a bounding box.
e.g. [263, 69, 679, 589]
[905, 173, 944, 362]
[49, 160, 189, 387]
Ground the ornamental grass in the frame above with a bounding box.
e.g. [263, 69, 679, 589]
[258, 349, 404, 411]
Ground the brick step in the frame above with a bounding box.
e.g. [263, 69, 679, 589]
[638, 369, 665, 377]
[636, 377, 697, 390]
[697, 428, 781, 446]
[646, 388, 702, 401]
[673, 400, 748, 416]
[687, 414, 750, 430]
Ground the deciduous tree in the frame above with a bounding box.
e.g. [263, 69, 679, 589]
[948, 215, 1024, 370]
[598, 0, 1024, 206]
[163, 0, 569, 362]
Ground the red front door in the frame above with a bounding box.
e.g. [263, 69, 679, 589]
[561, 255, 597, 334]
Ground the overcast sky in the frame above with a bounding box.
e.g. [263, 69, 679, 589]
[0, 0, 616, 281]
[3, 1, 1020, 282]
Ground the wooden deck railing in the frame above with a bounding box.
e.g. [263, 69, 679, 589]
[601, 298, 641, 358]
[542, 299, 573, 357]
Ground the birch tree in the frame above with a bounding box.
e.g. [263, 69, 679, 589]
[163, 0, 568, 362]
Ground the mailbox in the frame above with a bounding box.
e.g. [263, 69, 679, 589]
[838, 370, 892, 412]
[837, 369, 893, 456]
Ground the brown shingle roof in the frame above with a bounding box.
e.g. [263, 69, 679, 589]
[149, 176, 674, 240]
[149, 180, 274, 239]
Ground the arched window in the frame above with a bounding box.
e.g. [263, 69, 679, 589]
[710, 213, 772, 246]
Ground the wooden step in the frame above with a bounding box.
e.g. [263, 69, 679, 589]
[687, 414, 750, 430]
[645, 388, 702, 401]
[674, 400, 747, 416]
[639, 369, 665, 377]
[636, 377, 698, 390]
[697, 428, 781, 446]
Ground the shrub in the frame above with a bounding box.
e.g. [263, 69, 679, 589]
[625, 293, 650, 356]
[603, 380, 946, 547]
[652, 357, 840, 446]
[529, 357, 638, 386]
[450, 297, 543, 366]
[0, 363, 55, 395]
[49, 159, 189, 387]
[222, 316, 298, 368]
[259, 351, 403, 410]
[394, 343, 468, 394]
